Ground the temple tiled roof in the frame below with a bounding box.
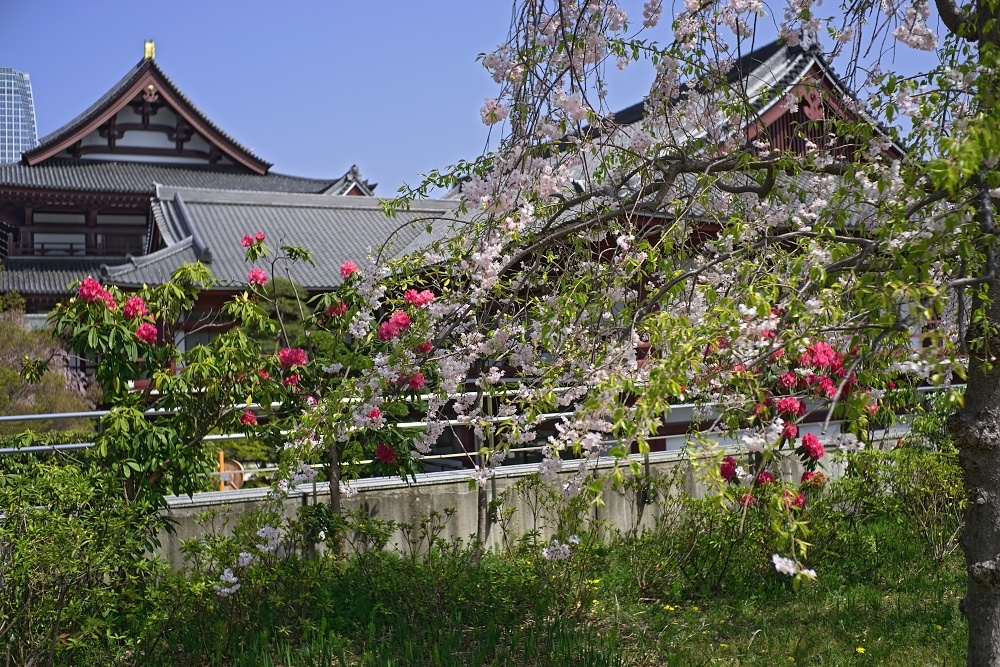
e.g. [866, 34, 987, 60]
[1, 258, 108, 295]
[0, 159, 342, 194]
[103, 186, 462, 291]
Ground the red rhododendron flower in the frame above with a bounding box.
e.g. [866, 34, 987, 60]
[404, 289, 436, 307]
[801, 471, 827, 486]
[374, 443, 397, 464]
[135, 322, 158, 344]
[378, 321, 400, 341]
[408, 372, 425, 391]
[340, 261, 359, 279]
[720, 456, 737, 482]
[757, 470, 776, 485]
[416, 340, 434, 354]
[782, 422, 798, 440]
[240, 234, 254, 247]
[257, 369, 270, 381]
[739, 493, 756, 507]
[278, 347, 308, 369]
[784, 490, 806, 508]
[326, 301, 348, 317]
[367, 408, 381, 422]
[247, 268, 268, 286]
[389, 311, 411, 329]
[283, 373, 300, 387]
[241, 410, 257, 425]
[124, 296, 147, 319]
[801, 433, 825, 460]
[776, 397, 806, 417]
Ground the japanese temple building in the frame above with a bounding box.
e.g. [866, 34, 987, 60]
[0, 41, 376, 313]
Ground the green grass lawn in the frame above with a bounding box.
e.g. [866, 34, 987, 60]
[137, 513, 966, 667]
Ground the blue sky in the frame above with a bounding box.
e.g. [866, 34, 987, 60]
[0, 1, 668, 194]
[1, 2, 937, 194]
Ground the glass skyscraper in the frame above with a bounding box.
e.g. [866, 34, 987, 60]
[0, 68, 37, 164]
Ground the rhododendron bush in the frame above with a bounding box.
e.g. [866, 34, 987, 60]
[24, 0, 1000, 660]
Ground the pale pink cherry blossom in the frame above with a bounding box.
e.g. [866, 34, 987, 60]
[480, 98, 510, 126]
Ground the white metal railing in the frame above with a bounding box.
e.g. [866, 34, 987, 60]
[0, 384, 961, 461]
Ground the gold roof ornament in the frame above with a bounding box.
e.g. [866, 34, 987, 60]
[144, 40, 155, 60]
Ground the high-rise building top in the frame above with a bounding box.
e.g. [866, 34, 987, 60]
[0, 68, 38, 164]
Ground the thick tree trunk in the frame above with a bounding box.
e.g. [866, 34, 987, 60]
[950, 282, 1000, 666]
[952, 406, 1000, 665]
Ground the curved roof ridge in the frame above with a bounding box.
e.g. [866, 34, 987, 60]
[22, 58, 271, 173]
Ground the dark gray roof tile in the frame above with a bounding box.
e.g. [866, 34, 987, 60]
[105, 187, 462, 291]
[0, 159, 341, 194]
[1, 258, 107, 295]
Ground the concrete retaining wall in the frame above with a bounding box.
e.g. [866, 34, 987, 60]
[157, 421, 872, 569]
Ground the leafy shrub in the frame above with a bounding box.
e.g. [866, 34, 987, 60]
[0, 463, 164, 666]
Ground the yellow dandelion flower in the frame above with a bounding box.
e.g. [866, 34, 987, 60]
[856, 647, 866, 654]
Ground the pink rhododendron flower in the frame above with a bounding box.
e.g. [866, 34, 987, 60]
[782, 422, 798, 440]
[404, 289, 436, 307]
[283, 374, 300, 388]
[720, 455, 737, 482]
[374, 442, 397, 464]
[241, 410, 257, 425]
[378, 321, 400, 341]
[776, 397, 806, 417]
[278, 347, 308, 369]
[816, 375, 837, 398]
[254, 231, 266, 243]
[416, 340, 433, 354]
[340, 261, 359, 279]
[784, 490, 806, 508]
[135, 322, 157, 344]
[739, 493, 756, 507]
[367, 408, 381, 422]
[257, 369, 270, 381]
[757, 470, 776, 485]
[389, 311, 411, 329]
[801, 341, 840, 370]
[124, 296, 147, 319]
[240, 235, 254, 248]
[247, 268, 268, 286]
[408, 372, 426, 391]
[801, 433, 825, 460]
[779, 371, 798, 389]
[78, 277, 114, 308]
